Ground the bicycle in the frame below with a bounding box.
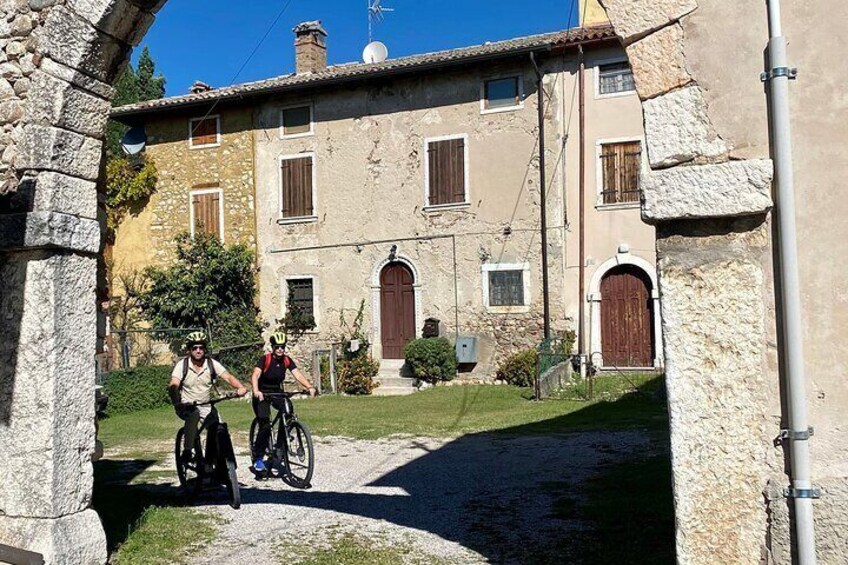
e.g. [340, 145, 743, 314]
[174, 392, 242, 509]
[249, 391, 315, 488]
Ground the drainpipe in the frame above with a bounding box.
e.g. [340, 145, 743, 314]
[577, 45, 586, 368]
[531, 51, 551, 341]
[764, 1, 817, 563]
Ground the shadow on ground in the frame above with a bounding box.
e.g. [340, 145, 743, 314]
[95, 379, 675, 564]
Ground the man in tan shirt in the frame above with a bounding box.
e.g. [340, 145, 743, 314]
[169, 331, 247, 462]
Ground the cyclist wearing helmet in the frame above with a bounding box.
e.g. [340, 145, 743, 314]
[169, 331, 247, 463]
[250, 331, 316, 473]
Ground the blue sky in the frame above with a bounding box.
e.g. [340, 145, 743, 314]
[138, 1, 580, 96]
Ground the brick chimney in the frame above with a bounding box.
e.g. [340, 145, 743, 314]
[293, 21, 328, 74]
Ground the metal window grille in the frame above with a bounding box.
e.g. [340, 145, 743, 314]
[287, 278, 314, 318]
[489, 270, 524, 306]
[600, 142, 641, 204]
[599, 62, 636, 95]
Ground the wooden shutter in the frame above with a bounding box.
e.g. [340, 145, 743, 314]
[191, 191, 221, 239]
[281, 156, 314, 218]
[601, 141, 640, 204]
[191, 117, 218, 146]
[428, 138, 466, 206]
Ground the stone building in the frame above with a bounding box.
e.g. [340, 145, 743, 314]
[112, 23, 659, 378]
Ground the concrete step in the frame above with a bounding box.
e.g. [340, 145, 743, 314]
[372, 385, 417, 396]
[378, 359, 413, 379]
[376, 376, 417, 388]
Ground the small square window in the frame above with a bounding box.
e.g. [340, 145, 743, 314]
[282, 105, 312, 137]
[189, 116, 219, 148]
[489, 270, 524, 306]
[598, 62, 635, 95]
[483, 77, 520, 110]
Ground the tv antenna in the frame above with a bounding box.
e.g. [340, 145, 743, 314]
[368, 0, 394, 42]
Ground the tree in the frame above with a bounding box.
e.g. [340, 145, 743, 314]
[106, 65, 140, 158]
[136, 47, 166, 102]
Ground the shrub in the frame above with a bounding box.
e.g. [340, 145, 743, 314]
[496, 348, 539, 387]
[404, 338, 457, 384]
[208, 305, 265, 378]
[336, 354, 380, 395]
[102, 365, 172, 415]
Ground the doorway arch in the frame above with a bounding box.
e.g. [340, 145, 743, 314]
[370, 255, 422, 360]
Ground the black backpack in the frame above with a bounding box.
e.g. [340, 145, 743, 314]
[179, 356, 219, 390]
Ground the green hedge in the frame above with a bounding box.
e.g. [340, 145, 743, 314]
[404, 337, 457, 384]
[102, 365, 171, 415]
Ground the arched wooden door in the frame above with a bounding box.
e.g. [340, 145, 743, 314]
[380, 263, 416, 359]
[600, 265, 654, 367]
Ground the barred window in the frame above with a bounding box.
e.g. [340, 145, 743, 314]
[598, 62, 635, 95]
[286, 278, 314, 319]
[488, 270, 524, 306]
[600, 141, 641, 205]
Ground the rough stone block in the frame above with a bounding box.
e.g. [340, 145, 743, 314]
[599, 0, 697, 43]
[626, 23, 692, 100]
[67, 0, 156, 46]
[0, 509, 106, 564]
[34, 5, 129, 84]
[0, 252, 98, 520]
[16, 171, 98, 218]
[40, 56, 114, 100]
[25, 70, 111, 139]
[641, 159, 773, 222]
[643, 85, 729, 167]
[16, 123, 103, 181]
[0, 211, 100, 252]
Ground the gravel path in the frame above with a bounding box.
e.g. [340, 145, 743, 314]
[183, 430, 655, 564]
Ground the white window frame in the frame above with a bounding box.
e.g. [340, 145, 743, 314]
[479, 75, 524, 114]
[188, 187, 225, 242]
[279, 102, 315, 140]
[277, 152, 318, 225]
[280, 275, 320, 333]
[423, 133, 471, 211]
[188, 114, 221, 149]
[595, 136, 644, 210]
[481, 262, 531, 313]
[593, 57, 636, 100]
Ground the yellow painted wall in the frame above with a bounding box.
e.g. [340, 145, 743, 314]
[579, 0, 609, 26]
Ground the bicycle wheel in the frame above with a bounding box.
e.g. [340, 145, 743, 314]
[174, 428, 203, 495]
[282, 420, 314, 488]
[225, 459, 241, 509]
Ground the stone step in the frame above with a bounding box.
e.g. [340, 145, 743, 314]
[376, 376, 417, 388]
[372, 385, 418, 396]
[378, 359, 413, 378]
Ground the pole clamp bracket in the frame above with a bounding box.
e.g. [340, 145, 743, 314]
[783, 487, 821, 499]
[777, 427, 814, 442]
[761, 67, 798, 82]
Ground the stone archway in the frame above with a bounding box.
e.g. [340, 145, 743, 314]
[0, 1, 804, 564]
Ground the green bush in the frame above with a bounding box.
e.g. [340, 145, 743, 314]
[102, 365, 172, 415]
[404, 338, 457, 384]
[337, 355, 380, 395]
[209, 305, 265, 379]
[496, 348, 539, 387]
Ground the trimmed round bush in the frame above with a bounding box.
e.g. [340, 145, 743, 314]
[496, 348, 538, 387]
[404, 337, 457, 384]
[102, 365, 172, 415]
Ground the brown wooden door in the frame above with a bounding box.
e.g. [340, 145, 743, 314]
[380, 263, 415, 359]
[600, 265, 654, 367]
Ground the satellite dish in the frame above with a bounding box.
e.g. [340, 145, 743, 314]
[120, 126, 147, 155]
[362, 41, 388, 64]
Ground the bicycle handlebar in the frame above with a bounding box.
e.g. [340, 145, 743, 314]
[259, 391, 312, 399]
[185, 392, 242, 407]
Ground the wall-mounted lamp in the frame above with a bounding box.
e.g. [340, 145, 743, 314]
[388, 244, 397, 261]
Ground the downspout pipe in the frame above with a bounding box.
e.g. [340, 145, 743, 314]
[530, 51, 551, 341]
[765, 1, 816, 563]
[577, 45, 586, 362]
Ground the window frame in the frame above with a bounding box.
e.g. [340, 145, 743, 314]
[187, 114, 221, 149]
[188, 186, 225, 242]
[593, 58, 637, 99]
[595, 136, 643, 210]
[479, 75, 524, 114]
[279, 103, 315, 140]
[423, 133, 471, 211]
[277, 152, 318, 224]
[280, 275, 319, 332]
[481, 262, 531, 313]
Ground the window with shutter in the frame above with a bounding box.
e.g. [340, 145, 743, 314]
[281, 105, 313, 137]
[190, 188, 223, 240]
[189, 116, 220, 148]
[280, 154, 315, 220]
[599, 141, 641, 205]
[426, 136, 468, 207]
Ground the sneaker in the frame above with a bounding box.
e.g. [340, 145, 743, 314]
[253, 459, 266, 472]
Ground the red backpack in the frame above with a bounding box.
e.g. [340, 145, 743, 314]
[261, 352, 291, 374]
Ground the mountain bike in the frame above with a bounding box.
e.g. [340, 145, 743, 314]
[249, 391, 315, 488]
[174, 392, 242, 508]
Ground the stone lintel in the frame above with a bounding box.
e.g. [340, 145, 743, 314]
[641, 159, 773, 223]
[0, 211, 100, 253]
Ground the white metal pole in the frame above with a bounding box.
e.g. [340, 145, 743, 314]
[765, 1, 816, 563]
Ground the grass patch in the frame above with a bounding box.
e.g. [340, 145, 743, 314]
[111, 506, 220, 565]
[277, 532, 446, 565]
[100, 379, 667, 448]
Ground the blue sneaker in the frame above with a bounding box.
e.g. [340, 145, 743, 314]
[253, 459, 266, 472]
